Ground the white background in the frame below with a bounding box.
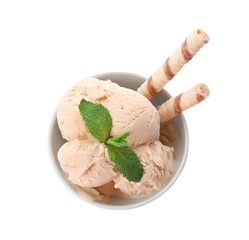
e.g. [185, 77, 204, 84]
[0, 0, 248, 239]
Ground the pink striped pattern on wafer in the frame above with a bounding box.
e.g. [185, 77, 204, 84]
[158, 83, 210, 122]
[137, 29, 210, 100]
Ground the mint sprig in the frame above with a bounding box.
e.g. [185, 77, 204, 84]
[79, 99, 112, 143]
[106, 145, 144, 182]
[106, 132, 130, 147]
[79, 99, 144, 182]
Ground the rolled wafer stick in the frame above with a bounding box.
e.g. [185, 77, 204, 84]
[137, 29, 210, 100]
[157, 83, 210, 122]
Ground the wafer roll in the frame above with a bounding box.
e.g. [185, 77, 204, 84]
[157, 83, 210, 122]
[137, 29, 210, 99]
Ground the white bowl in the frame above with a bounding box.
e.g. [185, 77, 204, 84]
[48, 72, 189, 209]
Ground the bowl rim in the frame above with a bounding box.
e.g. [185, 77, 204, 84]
[48, 72, 189, 210]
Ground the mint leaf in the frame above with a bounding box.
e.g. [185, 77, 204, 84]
[79, 99, 112, 143]
[108, 132, 130, 142]
[106, 132, 130, 147]
[106, 140, 128, 147]
[78, 99, 143, 182]
[106, 145, 144, 182]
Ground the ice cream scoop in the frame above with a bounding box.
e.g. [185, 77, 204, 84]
[113, 141, 174, 197]
[57, 78, 117, 142]
[58, 138, 117, 188]
[57, 78, 160, 146]
[49, 72, 189, 209]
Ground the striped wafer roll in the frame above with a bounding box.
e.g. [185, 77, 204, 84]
[157, 83, 210, 122]
[137, 29, 210, 99]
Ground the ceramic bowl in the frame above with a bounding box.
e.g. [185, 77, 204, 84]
[48, 72, 189, 209]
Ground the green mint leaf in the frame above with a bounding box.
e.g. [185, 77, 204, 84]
[108, 132, 130, 142]
[79, 99, 112, 143]
[106, 145, 144, 182]
[106, 139, 128, 147]
[106, 132, 130, 147]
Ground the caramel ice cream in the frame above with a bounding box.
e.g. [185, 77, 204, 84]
[113, 141, 174, 196]
[57, 78, 159, 146]
[58, 139, 116, 188]
[57, 78, 175, 201]
[56, 29, 211, 203]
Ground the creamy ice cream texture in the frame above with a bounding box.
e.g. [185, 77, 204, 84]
[114, 141, 174, 196]
[57, 78, 159, 146]
[58, 139, 117, 188]
[57, 78, 174, 200]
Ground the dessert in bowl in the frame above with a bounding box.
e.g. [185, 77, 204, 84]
[49, 29, 210, 209]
